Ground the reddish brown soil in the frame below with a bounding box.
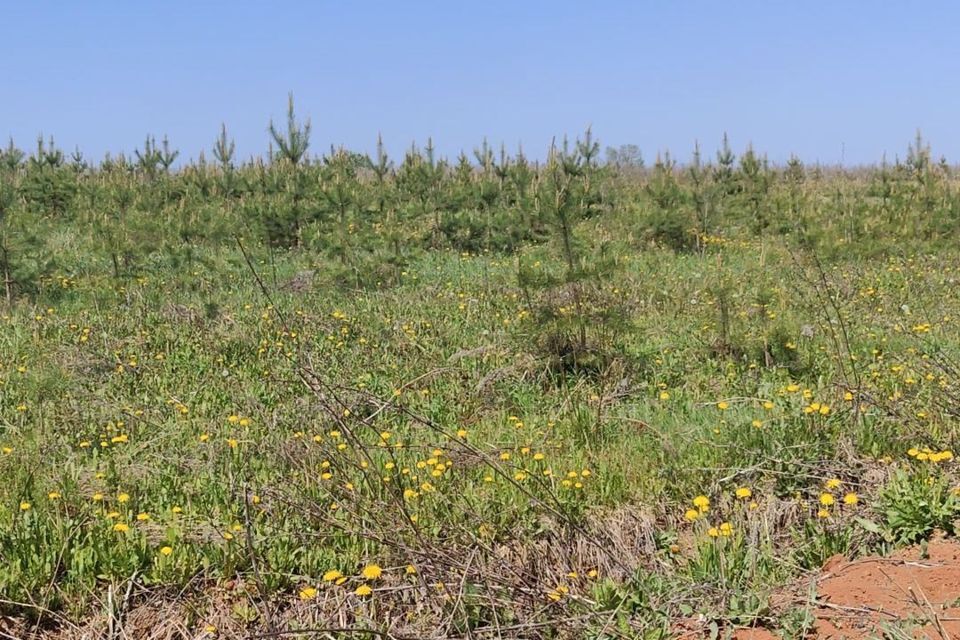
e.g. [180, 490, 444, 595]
[733, 538, 960, 639]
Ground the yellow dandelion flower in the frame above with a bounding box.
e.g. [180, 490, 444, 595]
[361, 564, 382, 580]
[693, 495, 710, 512]
[354, 584, 373, 597]
[323, 569, 343, 582]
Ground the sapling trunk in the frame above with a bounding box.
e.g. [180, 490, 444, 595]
[1, 243, 12, 305]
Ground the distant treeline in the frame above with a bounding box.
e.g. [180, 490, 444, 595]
[1, 99, 957, 300]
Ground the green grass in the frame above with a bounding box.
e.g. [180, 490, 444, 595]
[1, 141, 960, 637]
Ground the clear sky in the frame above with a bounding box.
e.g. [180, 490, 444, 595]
[3, 1, 959, 166]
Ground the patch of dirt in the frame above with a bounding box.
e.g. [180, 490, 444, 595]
[281, 269, 315, 293]
[735, 537, 960, 639]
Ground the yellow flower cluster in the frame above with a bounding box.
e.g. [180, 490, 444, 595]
[907, 447, 953, 463]
[299, 564, 389, 601]
[707, 522, 733, 538]
[816, 478, 859, 518]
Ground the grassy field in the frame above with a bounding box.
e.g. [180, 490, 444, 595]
[1, 129, 960, 638]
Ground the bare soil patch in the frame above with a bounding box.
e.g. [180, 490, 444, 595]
[735, 538, 960, 639]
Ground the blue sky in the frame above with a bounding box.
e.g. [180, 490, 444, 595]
[3, 1, 959, 166]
